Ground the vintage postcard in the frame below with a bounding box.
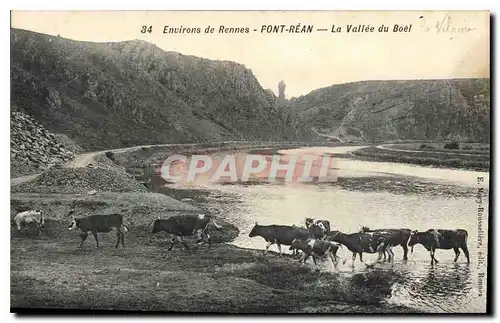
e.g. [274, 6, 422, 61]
[10, 10, 490, 314]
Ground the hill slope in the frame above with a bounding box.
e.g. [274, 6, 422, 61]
[289, 79, 490, 143]
[11, 28, 311, 151]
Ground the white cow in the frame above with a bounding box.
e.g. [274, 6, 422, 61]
[14, 210, 44, 235]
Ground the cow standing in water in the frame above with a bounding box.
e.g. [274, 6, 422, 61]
[68, 211, 128, 248]
[408, 229, 470, 265]
[326, 230, 390, 268]
[289, 238, 342, 266]
[360, 226, 412, 261]
[152, 214, 222, 250]
[248, 223, 311, 256]
[14, 209, 44, 236]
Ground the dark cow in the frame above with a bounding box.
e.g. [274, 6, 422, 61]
[305, 218, 331, 233]
[408, 229, 470, 265]
[152, 214, 222, 250]
[68, 211, 127, 248]
[326, 230, 390, 267]
[360, 226, 412, 261]
[248, 223, 311, 256]
[289, 238, 342, 266]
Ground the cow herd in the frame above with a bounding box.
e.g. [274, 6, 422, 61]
[13, 210, 470, 268]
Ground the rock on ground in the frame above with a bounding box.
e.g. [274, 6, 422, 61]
[11, 109, 77, 177]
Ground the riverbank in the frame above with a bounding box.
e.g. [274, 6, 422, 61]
[337, 145, 490, 172]
[11, 221, 415, 313]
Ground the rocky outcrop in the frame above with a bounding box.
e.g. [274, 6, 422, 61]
[11, 110, 76, 177]
[290, 79, 490, 143]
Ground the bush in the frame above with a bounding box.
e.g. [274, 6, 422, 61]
[443, 141, 459, 150]
[419, 144, 435, 150]
[105, 151, 115, 161]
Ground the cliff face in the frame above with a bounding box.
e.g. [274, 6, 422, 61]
[11, 28, 311, 151]
[290, 79, 490, 143]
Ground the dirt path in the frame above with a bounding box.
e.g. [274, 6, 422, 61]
[10, 143, 193, 186]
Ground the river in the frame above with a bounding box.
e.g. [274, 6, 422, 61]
[161, 146, 489, 313]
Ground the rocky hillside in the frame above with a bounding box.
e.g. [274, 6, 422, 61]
[10, 109, 78, 177]
[290, 79, 490, 143]
[11, 28, 311, 151]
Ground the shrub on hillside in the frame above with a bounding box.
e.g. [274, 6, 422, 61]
[419, 144, 435, 150]
[444, 141, 460, 150]
[105, 151, 116, 161]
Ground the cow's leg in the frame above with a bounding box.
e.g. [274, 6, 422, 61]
[78, 232, 88, 248]
[206, 232, 211, 248]
[429, 249, 438, 265]
[453, 247, 460, 262]
[121, 229, 126, 248]
[432, 249, 439, 264]
[115, 231, 121, 248]
[312, 254, 318, 265]
[179, 236, 189, 250]
[329, 251, 338, 267]
[302, 252, 311, 264]
[91, 230, 99, 248]
[264, 240, 273, 255]
[402, 244, 409, 261]
[351, 253, 357, 268]
[388, 248, 395, 265]
[461, 246, 470, 263]
[168, 236, 176, 251]
[277, 243, 282, 257]
[195, 230, 204, 245]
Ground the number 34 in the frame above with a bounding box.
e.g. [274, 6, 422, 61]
[141, 25, 153, 33]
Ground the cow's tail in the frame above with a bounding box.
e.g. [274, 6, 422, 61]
[212, 219, 222, 229]
[461, 229, 468, 245]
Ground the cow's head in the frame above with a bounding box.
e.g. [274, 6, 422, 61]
[68, 216, 78, 231]
[152, 219, 163, 234]
[305, 218, 314, 228]
[359, 226, 370, 233]
[248, 222, 259, 237]
[35, 209, 44, 228]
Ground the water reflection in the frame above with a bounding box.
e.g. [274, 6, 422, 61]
[154, 147, 488, 313]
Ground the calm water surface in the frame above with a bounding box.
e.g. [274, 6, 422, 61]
[166, 147, 489, 313]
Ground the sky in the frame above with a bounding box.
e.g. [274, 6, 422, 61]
[11, 11, 490, 98]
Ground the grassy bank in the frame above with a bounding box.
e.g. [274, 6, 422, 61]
[11, 220, 415, 313]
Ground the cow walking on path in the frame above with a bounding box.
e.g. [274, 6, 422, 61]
[408, 229, 470, 265]
[360, 227, 412, 261]
[152, 214, 222, 250]
[68, 211, 128, 248]
[14, 210, 44, 236]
